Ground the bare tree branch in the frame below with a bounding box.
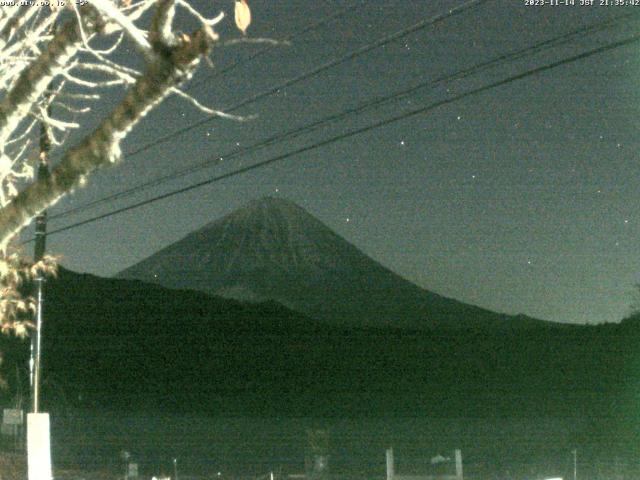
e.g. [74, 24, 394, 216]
[0, 25, 213, 247]
[0, 0, 252, 335]
[0, 6, 106, 146]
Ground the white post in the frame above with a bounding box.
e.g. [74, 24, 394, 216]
[454, 449, 463, 480]
[386, 448, 394, 480]
[27, 413, 52, 480]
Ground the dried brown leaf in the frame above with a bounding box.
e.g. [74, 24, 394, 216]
[234, 0, 251, 35]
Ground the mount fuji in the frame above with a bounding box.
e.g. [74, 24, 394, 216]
[117, 197, 549, 330]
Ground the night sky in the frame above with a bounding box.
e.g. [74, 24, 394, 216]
[22, 0, 640, 325]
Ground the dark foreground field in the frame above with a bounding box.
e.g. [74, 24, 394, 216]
[0, 412, 637, 480]
[44, 413, 638, 480]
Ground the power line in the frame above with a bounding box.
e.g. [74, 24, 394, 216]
[122, 0, 493, 159]
[49, 10, 640, 222]
[24, 31, 640, 243]
[184, 1, 366, 93]
[51, 0, 493, 220]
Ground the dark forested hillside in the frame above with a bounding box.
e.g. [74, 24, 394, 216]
[0, 267, 636, 428]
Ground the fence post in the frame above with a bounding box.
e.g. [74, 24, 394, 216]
[386, 448, 394, 480]
[455, 449, 463, 480]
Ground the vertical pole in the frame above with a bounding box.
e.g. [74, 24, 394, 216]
[31, 113, 51, 414]
[573, 449, 577, 480]
[173, 457, 178, 480]
[386, 448, 394, 480]
[27, 111, 52, 480]
[121, 451, 131, 480]
[455, 449, 463, 480]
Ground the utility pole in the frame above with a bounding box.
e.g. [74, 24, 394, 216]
[27, 102, 53, 480]
[30, 111, 51, 414]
